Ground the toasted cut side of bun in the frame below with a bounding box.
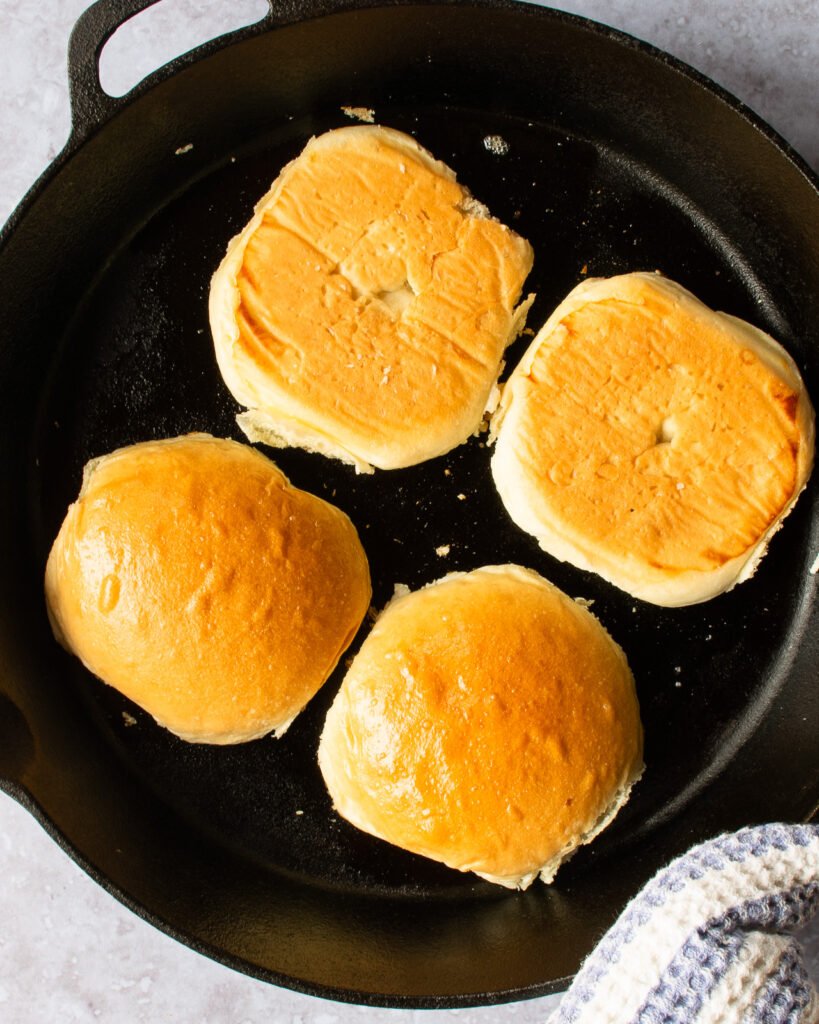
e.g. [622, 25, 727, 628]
[45, 434, 371, 743]
[491, 272, 815, 606]
[318, 564, 643, 889]
[209, 125, 534, 472]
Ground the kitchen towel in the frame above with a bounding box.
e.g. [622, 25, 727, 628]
[550, 823, 819, 1024]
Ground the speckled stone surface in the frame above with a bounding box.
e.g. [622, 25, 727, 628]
[0, 2, 816, 1022]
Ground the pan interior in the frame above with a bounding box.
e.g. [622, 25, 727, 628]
[31, 102, 814, 901]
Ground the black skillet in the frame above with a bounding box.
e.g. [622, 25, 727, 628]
[1, 0, 817, 1008]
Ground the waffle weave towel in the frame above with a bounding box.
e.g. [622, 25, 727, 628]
[550, 824, 819, 1024]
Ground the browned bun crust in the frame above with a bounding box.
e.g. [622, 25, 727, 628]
[318, 565, 643, 888]
[45, 434, 371, 743]
[491, 272, 815, 605]
[209, 125, 534, 471]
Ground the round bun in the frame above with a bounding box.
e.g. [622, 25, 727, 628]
[318, 564, 643, 889]
[491, 272, 815, 606]
[45, 434, 371, 744]
[209, 125, 534, 472]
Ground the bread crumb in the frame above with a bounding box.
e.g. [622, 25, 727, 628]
[457, 493, 467, 501]
[295, 809, 304, 816]
[435, 544, 451, 557]
[174, 143, 193, 155]
[444, 468, 452, 476]
[574, 597, 595, 608]
[580, 263, 588, 275]
[341, 105, 375, 123]
[392, 583, 411, 600]
[456, 194, 491, 219]
[483, 134, 510, 156]
[121, 712, 137, 727]
[484, 381, 502, 416]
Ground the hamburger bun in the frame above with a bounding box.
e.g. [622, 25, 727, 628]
[318, 564, 643, 889]
[491, 272, 815, 606]
[44, 434, 371, 744]
[209, 125, 534, 472]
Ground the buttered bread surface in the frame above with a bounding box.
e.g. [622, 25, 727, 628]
[45, 435, 371, 744]
[209, 125, 533, 471]
[319, 565, 643, 889]
[491, 272, 814, 605]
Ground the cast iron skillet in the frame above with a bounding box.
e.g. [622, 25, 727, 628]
[0, 0, 817, 1008]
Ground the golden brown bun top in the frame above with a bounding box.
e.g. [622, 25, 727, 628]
[209, 125, 534, 471]
[45, 434, 371, 743]
[318, 565, 643, 886]
[491, 272, 815, 606]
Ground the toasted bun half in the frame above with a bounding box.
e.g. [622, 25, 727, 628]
[318, 564, 643, 889]
[45, 434, 371, 743]
[209, 125, 534, 472]
[491, 272, 815, 606]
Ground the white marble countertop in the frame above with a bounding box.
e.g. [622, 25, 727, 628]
[0, 2, 816, 1022]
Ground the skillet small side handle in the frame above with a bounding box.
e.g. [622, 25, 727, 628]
[65, 0, 424, 141]
[66, 0, 280, 142]
[67, 0, 167, 140]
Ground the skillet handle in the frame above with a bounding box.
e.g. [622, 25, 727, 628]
[65, 0, 420, 140]
[66, 0, 278, 141]
[0, 692, 36, 790]
[67, 0, 166, 138]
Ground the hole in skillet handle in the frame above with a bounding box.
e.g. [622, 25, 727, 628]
[99, 0, 270, 97]
[66, 0, 270, 142]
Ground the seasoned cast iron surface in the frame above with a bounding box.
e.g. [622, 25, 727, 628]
[33, 104, 813, 898]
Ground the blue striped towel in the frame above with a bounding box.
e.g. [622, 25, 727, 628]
[550, 824, 819, 1024]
